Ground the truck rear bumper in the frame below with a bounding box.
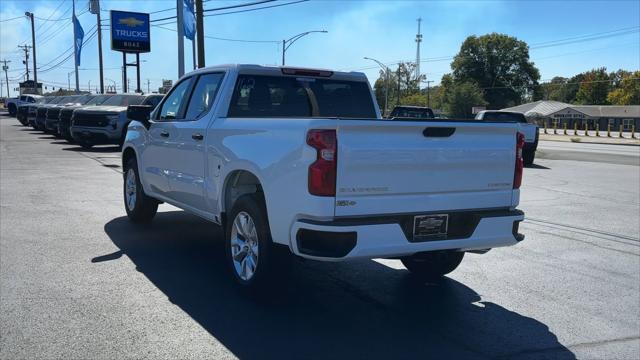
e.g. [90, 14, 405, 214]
[290, 209, 524, 261]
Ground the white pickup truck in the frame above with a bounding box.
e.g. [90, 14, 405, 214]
[123, 64, 525, 292]
[475, 110, 538, 165]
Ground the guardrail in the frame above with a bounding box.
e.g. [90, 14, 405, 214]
[542, 123, 637, 139]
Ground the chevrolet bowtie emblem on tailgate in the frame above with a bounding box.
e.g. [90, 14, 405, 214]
[119, 17, 144, 27]
[418, 217, 444, 230]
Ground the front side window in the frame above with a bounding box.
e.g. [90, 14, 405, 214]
[227, 75, 376, 119]
[158, 78, 193, 121]
[185, 73, 225, 120]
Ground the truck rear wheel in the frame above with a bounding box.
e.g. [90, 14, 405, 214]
[123, 157, 158, 223]
[401, 250, 465, 281]
[225, 194, 291, 295]
[8, 104, 16, 117]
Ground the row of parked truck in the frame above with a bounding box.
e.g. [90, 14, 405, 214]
[13, 93, 163, 148]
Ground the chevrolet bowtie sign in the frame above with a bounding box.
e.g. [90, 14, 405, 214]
[110, 10, 150, 53]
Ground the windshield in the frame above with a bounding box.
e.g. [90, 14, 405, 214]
[479, 112, 527, 123]
[390, 107, 434, 119]
[228, 75, 377, 118]
[75, 95, 95, 104]
[48, 97, 65, 104]
[101, 95, 145, 107]
[84, 95, 112, 106]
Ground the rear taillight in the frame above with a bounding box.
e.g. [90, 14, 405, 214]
[513, 132, 525, 189]
[307, 129, 337, 196]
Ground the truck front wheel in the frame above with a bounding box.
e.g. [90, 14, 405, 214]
[401, 250, 465, 281]
[123, 157, 158, 223]
[225, 194, 291, 295]
[523, 149, 535, 166]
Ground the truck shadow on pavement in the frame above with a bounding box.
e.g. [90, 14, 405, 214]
[100, 211, 575, 360]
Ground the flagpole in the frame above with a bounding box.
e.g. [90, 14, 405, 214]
[177, 0, 185, 78]
[72, 0, 79, 93]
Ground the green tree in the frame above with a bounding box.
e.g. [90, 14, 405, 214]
[607, 71, 640, 105]
[539, 77, 571, 102]
[442, 79, 487, 118]
[450, 33, 540, 109]
[575, 67, 611, 105]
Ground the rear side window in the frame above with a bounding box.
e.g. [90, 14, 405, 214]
[481, 112, 527, 123]
[390, 107, 434, 119]
[228, 75, 376, 119]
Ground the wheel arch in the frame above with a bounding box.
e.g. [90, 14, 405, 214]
[220, 169, 266, 226]
[121, 146, 138, 172]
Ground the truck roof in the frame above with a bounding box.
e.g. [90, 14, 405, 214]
[184, 64, 369, 82]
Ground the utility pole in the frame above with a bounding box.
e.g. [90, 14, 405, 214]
[127, 78, 131, 92]
[25, 12, 38, 93]
[195, 0, 205, 68]
[396, 66, 401, 105]
[72, 0, 80, 93]
[177, 0, 185, 78]
[146, 79, 150, 94]
[90, 0, 104, 94]
[18, 45, 31, 81]
[1, 60, 10, 97]
[425, 80, 433, 108]
[415, 17, 422, 81]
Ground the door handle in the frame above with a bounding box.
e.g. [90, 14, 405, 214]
[423, 127, 456, 137]
[192, 133, 204, 141]
[160, 131, 170, 138]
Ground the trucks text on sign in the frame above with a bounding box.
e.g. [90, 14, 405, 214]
[110, 10, 150, 53]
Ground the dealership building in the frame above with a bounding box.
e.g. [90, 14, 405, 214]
[502, 100, 640, 131]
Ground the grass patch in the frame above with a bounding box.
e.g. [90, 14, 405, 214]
[570, 138, 582, 143]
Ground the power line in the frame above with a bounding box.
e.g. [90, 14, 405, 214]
[349, 26, 640, 72]
[153, 24, 279, 43]
[204, 0, 308, 17]
[0, 16, 25, 23]
[203, 0, 276, 13]
[34, 0, 68, 34]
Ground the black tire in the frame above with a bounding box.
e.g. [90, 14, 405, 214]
[523, 149, 535, 166]
[79, 142, 93, 149]
[8, 104, 16, 117]
[123, 157, 158, 223]
[401, 250, 465, 281]
[225, 193, 291, 295]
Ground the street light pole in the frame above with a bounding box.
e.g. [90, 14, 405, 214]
[282, 30, 327, 66]
[364, 57, 390, 116]
[67, 71, 74, 91]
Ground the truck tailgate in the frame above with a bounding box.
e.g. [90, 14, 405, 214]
[335, 120, 518, 216]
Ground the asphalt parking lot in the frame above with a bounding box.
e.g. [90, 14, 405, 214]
[1, 114, 639, 359]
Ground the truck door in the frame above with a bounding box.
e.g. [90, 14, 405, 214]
[164, 72, 225, 213]
[142, 77, 194, 196]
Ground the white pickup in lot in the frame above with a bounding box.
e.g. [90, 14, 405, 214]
[122, 64, 525, 292]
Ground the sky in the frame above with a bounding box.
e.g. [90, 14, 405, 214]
[0, 0, 638, 97]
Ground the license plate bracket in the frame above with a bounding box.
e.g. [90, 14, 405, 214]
[413, 214, 449, 240]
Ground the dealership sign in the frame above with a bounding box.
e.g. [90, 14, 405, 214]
[110, 10, 150, 53]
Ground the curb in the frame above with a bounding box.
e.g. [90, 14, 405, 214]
[539, 137, 640, 147]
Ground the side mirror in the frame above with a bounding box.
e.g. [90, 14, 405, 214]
[127, 105, 152, 129]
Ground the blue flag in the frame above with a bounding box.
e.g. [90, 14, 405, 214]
[73, 15, 84, 66]
[183, 0, 196, 41]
